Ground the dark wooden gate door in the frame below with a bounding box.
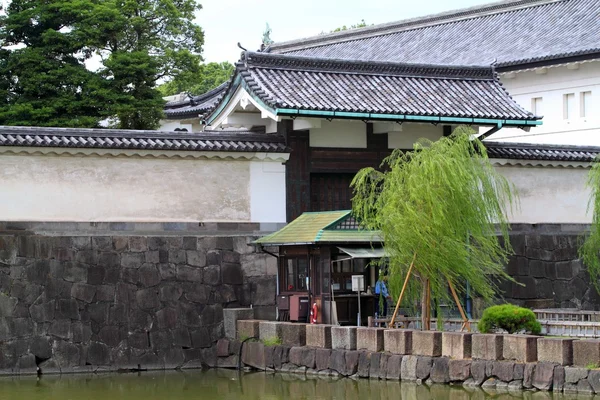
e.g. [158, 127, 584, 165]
[310, 173, 355, 212]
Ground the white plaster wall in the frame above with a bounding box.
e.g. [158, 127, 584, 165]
[250, 161, 286, 223]
[158, 120, 194, 132]
[494, 164, 592, 224]
[489, 60, 600, 145]
[388, 124, 444, 149]
[0, 154, 254, 222]
[309, 120, 366, 148]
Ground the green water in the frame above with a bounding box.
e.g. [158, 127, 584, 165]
[0, 370, 593, 400]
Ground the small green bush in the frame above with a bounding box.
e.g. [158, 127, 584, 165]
[477, 304, 541, 335]
[262, 337, 282, 347]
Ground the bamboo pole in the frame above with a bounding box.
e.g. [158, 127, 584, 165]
[389, 252, 417, 328]
[448, 278, 471, 332]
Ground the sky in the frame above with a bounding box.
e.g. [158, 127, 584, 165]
[197, 0, 491, 63]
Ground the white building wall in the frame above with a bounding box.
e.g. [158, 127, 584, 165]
[494, 164, 592, 224]
[309, 120, 366, 148]
[0, 153, 258, 223]
[491, 60, 600, 145]
[249, 160, 287, 223]
[388, 124, 444, 149]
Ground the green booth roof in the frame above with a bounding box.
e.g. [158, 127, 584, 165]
[254, 210, 381, 246]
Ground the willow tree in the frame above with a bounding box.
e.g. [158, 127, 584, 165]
[351, 127, 517, 329]
[580, 162, 600, 292]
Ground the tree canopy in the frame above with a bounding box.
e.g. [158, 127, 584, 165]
[351, 127, 517, 321]
[157, 61, 234, 97]
[0, 0, 205, 129]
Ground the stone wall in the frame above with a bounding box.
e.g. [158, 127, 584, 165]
[498, 226, 597, 311]
[0, 230, 277, 374]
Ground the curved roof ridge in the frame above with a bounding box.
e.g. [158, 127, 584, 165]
[269, 0, 560, 53]
[244, 51, 496, 80]
[164, 82, 228, 108]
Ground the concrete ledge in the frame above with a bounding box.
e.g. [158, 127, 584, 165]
[356, 327, 385, 352]
[280, 323, 307, 346]
[331, 326, 357, 350]
[412, 331, 442, 357]
[573, 339, 600, 368]
[442, 332, 472, 360]
[306, 324, 332, 349]
[237, 319, 261, 340]
[538, 338, 573, 366]
[384, 329, 412, 355]
[503, 335, 537, 363]
[224, 308, 254, 340]
[259, 321, 283, 342]
[472, 334, 503, 360]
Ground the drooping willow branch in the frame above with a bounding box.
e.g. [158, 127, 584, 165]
[580, 161, 600, 292]
[351, 127, 518, 316]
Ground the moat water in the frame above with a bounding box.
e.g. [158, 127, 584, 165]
[0, 369, 593, 400]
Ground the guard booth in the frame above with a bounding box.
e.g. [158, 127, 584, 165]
[254, 210, 385, 325]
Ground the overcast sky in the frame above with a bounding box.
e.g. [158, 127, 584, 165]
[198, 0, 491, 63]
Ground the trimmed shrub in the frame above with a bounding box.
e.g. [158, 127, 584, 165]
[477, 304, 541, 335]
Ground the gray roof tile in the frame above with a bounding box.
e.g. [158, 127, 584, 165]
[485, 141, 600, 162]
[0, 126, 288, 153]
[210, 52, 538, 121]
[269, 0, 600, 69]
[164, 83, 227, 119]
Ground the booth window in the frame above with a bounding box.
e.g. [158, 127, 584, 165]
[331, 256, 366, 292]
[283, 257, 308, 292]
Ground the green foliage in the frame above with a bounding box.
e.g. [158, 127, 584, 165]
[0, 0, 204, 129]
[332, 19, 370, 32]
[477, 304, 541, 335]
[351, 127, 517, 312]
[587, 362, 600, 370]
[580, 162, 600, 293]
[158, 62, 234, 97]
[262, 337, 282, 347]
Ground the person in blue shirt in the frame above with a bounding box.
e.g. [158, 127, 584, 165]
[375, 272, 392, 317]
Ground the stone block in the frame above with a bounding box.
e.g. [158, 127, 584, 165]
[532, 362, 556, 391]
[345, 350, 360, 376]
[416, 356, 434, 380]
[223, 308, 254, 340]
[356, 327, 384, 352]
[573, 339, 600, 368]
[449, 359, 471, 381]
[588, 369, 600, 393]
[259, 321, 283, 342]
[491, 361, 515, 382]
[306, 324, 332, 349]
[538, 338, 573, 366]
[412, 331, 442, 357]
[384, 329, 412, 355]
[553, 365, 565, 392]
[430, 357, 450, 383]
[472, 334, 503, 360]
[503, 335, 537, 363]
[565, 366, 588, 383]
[331, 326, 357, 350]
[400, 355, 418, 381]
[442, 332, 472, 359]
[357, 351, 371, 378]
[369, 352, 383, 379]
[237, 319, 261, 340]
[315, 348, 331, 371]
[386, 354, 402, 380]
[241, 341, 265, 370]
[280, 323, 306, 346]
[470, 360, 488, 385]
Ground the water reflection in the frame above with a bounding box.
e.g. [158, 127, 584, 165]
[0, 370, 596, 400]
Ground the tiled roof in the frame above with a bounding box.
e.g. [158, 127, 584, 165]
[485, 142, 600, 162]
[254, 210, 382, 245]
[163, 83, 227, 119]
[269, 0, 600, 70]
[213, 52, 538, 122]
[0, 126, 289, 153]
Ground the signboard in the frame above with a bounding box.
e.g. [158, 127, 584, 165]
[352, 275, 365, 292]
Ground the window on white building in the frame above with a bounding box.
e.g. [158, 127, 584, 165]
[563, 93, 575, 120]
[531, 97, 543, 115]
[581, 91, 592, 118]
